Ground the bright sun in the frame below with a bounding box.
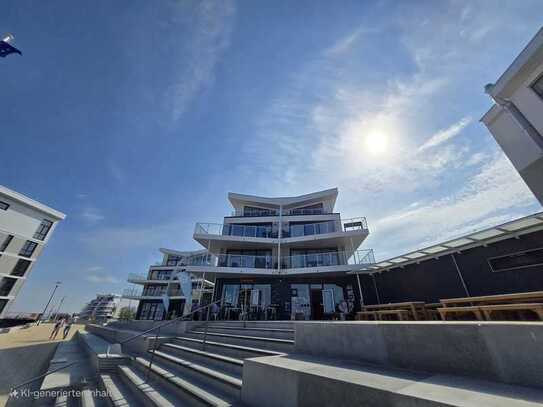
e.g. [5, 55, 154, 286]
[365, 132, 388, 155]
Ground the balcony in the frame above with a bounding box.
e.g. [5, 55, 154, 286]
[195, 223, 277, 239]
[229, 208, 334, 217]
[281, 249, 375, 269]
[128, 272, 173, 283]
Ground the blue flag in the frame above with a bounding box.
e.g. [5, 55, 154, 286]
[0, 41, 22, 58]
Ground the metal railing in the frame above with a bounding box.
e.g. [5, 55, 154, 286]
[281, 249, 375, 269]
[195, 222, 277, 238]
[188, 252, 274, 269]
[114, 299, 222, 382]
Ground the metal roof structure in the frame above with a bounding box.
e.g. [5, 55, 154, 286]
[351, 211, 543, 275]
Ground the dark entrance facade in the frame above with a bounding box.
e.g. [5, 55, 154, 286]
[213, 275, 360, 320]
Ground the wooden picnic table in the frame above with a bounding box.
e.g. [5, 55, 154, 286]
[440, 291, 543, 307]
[363, 301, 427, 320]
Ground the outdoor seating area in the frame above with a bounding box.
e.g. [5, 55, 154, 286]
[356, 291, 543, 321]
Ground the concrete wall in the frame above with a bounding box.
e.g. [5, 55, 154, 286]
[294, 321, 543, 389]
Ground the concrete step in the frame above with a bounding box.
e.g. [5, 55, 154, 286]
[160, 342, 243, 377]
[198, 326, 294, 340]
[133, 356, 235, 407]
[173, 336, 285, 360]
[186, 331, 294, 353]
[100, 373, 144, 407]
[118, 364, 185, 407]
[202, 321, 294, 330]
[243, 354, 543, 407]
[146, 349, 242, 400]
[81, 388, 108, 407]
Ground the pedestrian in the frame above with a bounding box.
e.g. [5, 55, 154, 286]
[211, 302, 220, 320]
[49, 319, 63, 340]
[62, 318, 73, 339]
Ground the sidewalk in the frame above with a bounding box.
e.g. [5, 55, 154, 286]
[0, 323, 82, 406]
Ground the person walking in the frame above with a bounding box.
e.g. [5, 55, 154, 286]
[62, 317, 73, 339]
[49, 319, 63, 340]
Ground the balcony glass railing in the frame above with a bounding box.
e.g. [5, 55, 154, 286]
[122, 288, 167, 297]
[195, 223, 277, 238]
[195, 217, 367, 239]
[217, 253, 274, 269]
[281, 249, 375, 269]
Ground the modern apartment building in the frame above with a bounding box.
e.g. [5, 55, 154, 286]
[482, 27, 543, 205]
[0, 185, 65, 318]
[183, 188, 375, 320]
[123, 248, 215, 320]
[80, 294, 121, 321]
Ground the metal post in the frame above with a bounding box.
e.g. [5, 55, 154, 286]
[451, 254, 470, 297]
[37, 282, 60, 325]
[277, 204, 282, 275]
[356, 273, 365, 310]
[371, 274, 381, 304]
[202, 304, 212, 351]
[145, 324, 161, 383]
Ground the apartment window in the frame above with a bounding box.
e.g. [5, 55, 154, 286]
[0, 201, 9, 211]
[166, 255, 182, 266]
[488, 247, 543, 272]
[11, 259, 31, 277]
[532, 74, 543, 99]
[19, 241, 38, 258]
[0, 235, 13, 252]
[0, 277, 17, 297]
[33, 219, 53, 241]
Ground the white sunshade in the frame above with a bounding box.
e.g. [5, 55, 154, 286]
[470, 229, 505, 240]
[444, 238, 475, 247]
[422, 246, 448, 254]
[499, 217, 543, 231]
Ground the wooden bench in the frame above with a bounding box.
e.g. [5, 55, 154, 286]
[375, 310, 411, 321]
[479, 303, 543, 321]
[424, 303, 442, 320]
[356, 311, 378, 321]
[438, 306, 484, 321]
[364, 302, 427, 320]
[440, 291, 543, 308]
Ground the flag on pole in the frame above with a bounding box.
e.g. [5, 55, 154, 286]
[0, 40, 22, 58]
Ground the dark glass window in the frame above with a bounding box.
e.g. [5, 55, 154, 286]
[488, 247, 543, 272]
[532, 74, 543, 99]
[0, 277, 17, 296]
[0, 299, 7, 314]
[11, 259, 31, 277]
[33, 219, 53, 241]
[0, 235, 13, 252]
[166, 255, 182, 266]
[0, 201, 9, 211]
[19, 241, 38, 258]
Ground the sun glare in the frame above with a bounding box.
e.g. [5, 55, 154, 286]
[365, 132, 388, 155]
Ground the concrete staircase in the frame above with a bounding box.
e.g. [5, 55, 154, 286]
[99, 321, 295, 406]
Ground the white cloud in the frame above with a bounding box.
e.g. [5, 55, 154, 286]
[87, 266, 103, 272]
[166, 0, 235, 122]
[418, 116, 472, 151]
[81, 207, 105, 223]
[85, 274, 120, 284]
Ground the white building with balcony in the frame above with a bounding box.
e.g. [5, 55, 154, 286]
[80, 293, 121, 321]
[185, 188, 374, 320]
[482, 27, 543, 205]
[0, 185, 65, 318]
[122, 248, 214, 320]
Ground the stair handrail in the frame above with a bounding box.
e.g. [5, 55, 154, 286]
[109, 299, 222, 382]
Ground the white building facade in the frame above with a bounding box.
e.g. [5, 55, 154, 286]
[184, 188, 374, 320]
[122, 248, 214, 320]
[80, 294, 121, 321]
[0, 185, 65, 318]
[482, 27, 543, 205]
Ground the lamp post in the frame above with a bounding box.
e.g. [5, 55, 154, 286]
[37, 281, 61, 325]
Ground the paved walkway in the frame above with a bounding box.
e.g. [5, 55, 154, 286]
[0, 323, 83, 406]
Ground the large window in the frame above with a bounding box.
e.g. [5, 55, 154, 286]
[488, 247, 543, 272]
[0, 277, 17, 297]
[139, 302, 165, 320]
[11, 259, 31, 277]
[0, 235, 13, 252]
[166, 255, 182, 266]
[532, 74, 543, 99]
[0, 201, 9, 211]
[33, 219, 53, 241]
[19, 241, 38, 258]
[243, 206, 277, 217]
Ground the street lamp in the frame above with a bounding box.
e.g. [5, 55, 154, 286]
[37, 281, 61, 325]
[0, 33, 22, 58]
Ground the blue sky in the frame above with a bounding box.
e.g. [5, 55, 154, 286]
[2, 1, 542, 313]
